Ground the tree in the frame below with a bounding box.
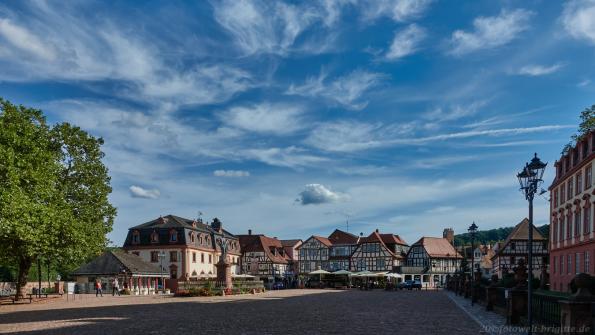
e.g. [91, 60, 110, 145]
[563, 104, 595, 154]
[0, 99, 116, 299]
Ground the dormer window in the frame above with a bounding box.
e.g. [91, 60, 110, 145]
[199, 235, 204, 245]
[190, 232, 195, 243]
[169, 230, 178, 242]
[150, 231, 159, 243]
[132, 230, 140, 244]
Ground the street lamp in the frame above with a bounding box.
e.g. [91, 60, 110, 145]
[468, 222, 478, 305]
[517, 153, 547, 335]
[158, 251, 166, 293]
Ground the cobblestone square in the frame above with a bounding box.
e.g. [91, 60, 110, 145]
[0, 290, 484, 334]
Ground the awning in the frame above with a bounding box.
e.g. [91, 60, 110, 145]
[309, 269, 331, 275]
[232, 274, 256, 278]
[332, 270, 353, 275]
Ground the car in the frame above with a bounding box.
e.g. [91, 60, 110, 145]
[412, 280, 422, 290]
[272, 282, 285, 290]
[398, 280, 413, 290]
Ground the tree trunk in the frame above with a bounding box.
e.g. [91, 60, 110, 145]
[15, 256, 32, 301]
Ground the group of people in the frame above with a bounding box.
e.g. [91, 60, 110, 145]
[94, 277, 121, 297]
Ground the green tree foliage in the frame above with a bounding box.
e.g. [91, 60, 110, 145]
[454, 224, 549, 246]
[563, 104, 595, 154]
[0, 99, 116, 298]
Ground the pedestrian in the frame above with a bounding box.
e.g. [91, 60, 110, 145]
[112, 277, 120, 296]
[95, 279, 103, 297]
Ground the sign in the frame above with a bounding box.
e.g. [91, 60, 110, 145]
[66, 282, 76, 294]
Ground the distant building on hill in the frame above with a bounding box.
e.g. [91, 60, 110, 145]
[549, 132, 595, 292]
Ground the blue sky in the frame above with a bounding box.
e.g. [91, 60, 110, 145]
[1, 0, 594, 246]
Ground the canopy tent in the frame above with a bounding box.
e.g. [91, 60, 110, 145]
[386, 273, 402, 278]
[352, 271, 373, 277]
[309, 269, 331, 275]
[232, 274, 256, 279]
[332, 270, 352, 276]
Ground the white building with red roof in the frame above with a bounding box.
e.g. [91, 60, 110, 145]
[402, 235, 462, 287]
[350, 229, 409, 272]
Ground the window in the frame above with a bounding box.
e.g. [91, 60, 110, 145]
[586, 165, 592, 189]
[575, 211, 581, 237]
[575, 253, 581, 274]
[577, 172, 583, 194]
[568, 179, 573, 201]
[376, 258, 385, 269]
[585, 251, 590, 273]
[561, 186, 566, 204]
[553, 219, 558, 243]
[201, 253, 205, 263]
[567, 254, 572, 275]
[151, 231, 159, 243]
[567, 214, 572, 239]
[170, 251, 178, 262]
[554, 188, 559, 207]
[559, 216, 564, 241]
[209, 254, 212, 264]
[169, 230, 178, 242]
[561, 255, 564, 275]
[584, 207, 591, 235]
[151, 251, 159, 263]
[190, 233, 195, 243]
[192, 252, 196, 263]
[132, 231, 140, 244]
[553, 256, 557, 274]
[511, 242, 516, 251]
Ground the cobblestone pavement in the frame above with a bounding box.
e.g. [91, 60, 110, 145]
[0, 289, 483, 334]
[446, 291, 526, 335]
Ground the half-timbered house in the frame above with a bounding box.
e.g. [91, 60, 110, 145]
[328, 229, 360, 271]
[402, 236, 462, 287]
[238, 232, 289, 287]
[350, 230, 407, 272]
[491, 218, 548, 279]
[297, 236, 332, 274]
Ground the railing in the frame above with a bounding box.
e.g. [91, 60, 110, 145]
[493, 287, 507, 310]
[531, 292, 564, 328]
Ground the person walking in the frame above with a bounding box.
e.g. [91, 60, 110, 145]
[95, 279, 103, 297]
[112, 277, 120, 296]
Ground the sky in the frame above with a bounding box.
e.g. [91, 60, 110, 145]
[1, 0, 594, 246]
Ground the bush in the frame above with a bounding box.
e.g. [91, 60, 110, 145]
[120, 289, 131, 295]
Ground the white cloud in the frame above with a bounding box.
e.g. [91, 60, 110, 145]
[213, 170, 251, 177]
[129, 185, 160, 199]
[386, 24, 426, 60]
[220, 103, 305, 135]
[562, 0, 595, 45]
[362, 0, 433, 22]
[518, 63, 564, 76]
[414, 156, 478, 169]
[578, 79, 591, 87]
[244, 146, 327, 168]
[449, 9, 533, 55]
[296, 183, 349, 205]
[424, 100, 488, 123]
[0, 18, 56, 61]
[286, 69, 384, 110]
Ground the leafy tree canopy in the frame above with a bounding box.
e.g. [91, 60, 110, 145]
[0, 99, 116, 297]
[563, 104, 595, 154]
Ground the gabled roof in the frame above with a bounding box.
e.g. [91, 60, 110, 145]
[73, 250, 166, 277]
[495, 218, 546, 256]
[379, 233, 408, 246]
[280, 239, 302, 247]
[411, 237, 462, 259]
[128, 214, 237, 240]
[312, 235, 332, 247]
[360, 231, 402, 259]
[238, 235, 288, 264]
[328, 229, 359, 245]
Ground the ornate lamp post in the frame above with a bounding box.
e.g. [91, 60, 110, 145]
[468, 222, 478, 305]
[517, 153, 547, 335]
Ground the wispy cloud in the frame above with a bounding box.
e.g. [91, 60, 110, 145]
[424, 100, 488, 123]
[414, 155, 478, 169]
[286, 69, 384, 110]
[129, 185, 160, 199]
[578, 79, 591, 87]
[213, 170, 251, 177]
[449, 9, 533, 55]
[244, 146, 327, 168]
[386, 24, 426, 60]
[517, 63, 564, 76]
[220, 102, 305, 135]
[561, 0, 595, 45]
[295, 184, 349, 205]
[361, 0, 433, 23]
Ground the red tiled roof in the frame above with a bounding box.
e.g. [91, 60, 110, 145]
[312, 235, 332, 247]
[412, 237, 461, 258]
[238, 235, 288, 264]
[379, 233, 408, 246]
[328, 229, 359, 245]
[361, 231, 402, 259]
[280, 239, 302, 247]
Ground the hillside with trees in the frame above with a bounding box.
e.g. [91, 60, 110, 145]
[454, 224, 549, 246]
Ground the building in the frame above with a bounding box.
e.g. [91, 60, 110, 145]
[549, 133, 595, 292]
[238, 232, 289, 287]
[350, 230, 408, 272]
[473, 245, 494, 279]
[490, 218, 548, 280]
[280, 239, 302, 278]
[72, 250, 168, 294]
[122, 215, 241, 280]
[297, 235, 332, 274]
[328, 229, 360, 271]
[402, 236, 462, 287]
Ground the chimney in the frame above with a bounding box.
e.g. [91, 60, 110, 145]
[248, 229, 252, 235]
[375, 228, 379, 233]
[443, 228, 454, 245]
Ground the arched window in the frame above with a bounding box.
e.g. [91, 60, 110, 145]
[190, 232, 195, 243]
[150, 231, 159, 243]
[132, 230, 140, 244]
